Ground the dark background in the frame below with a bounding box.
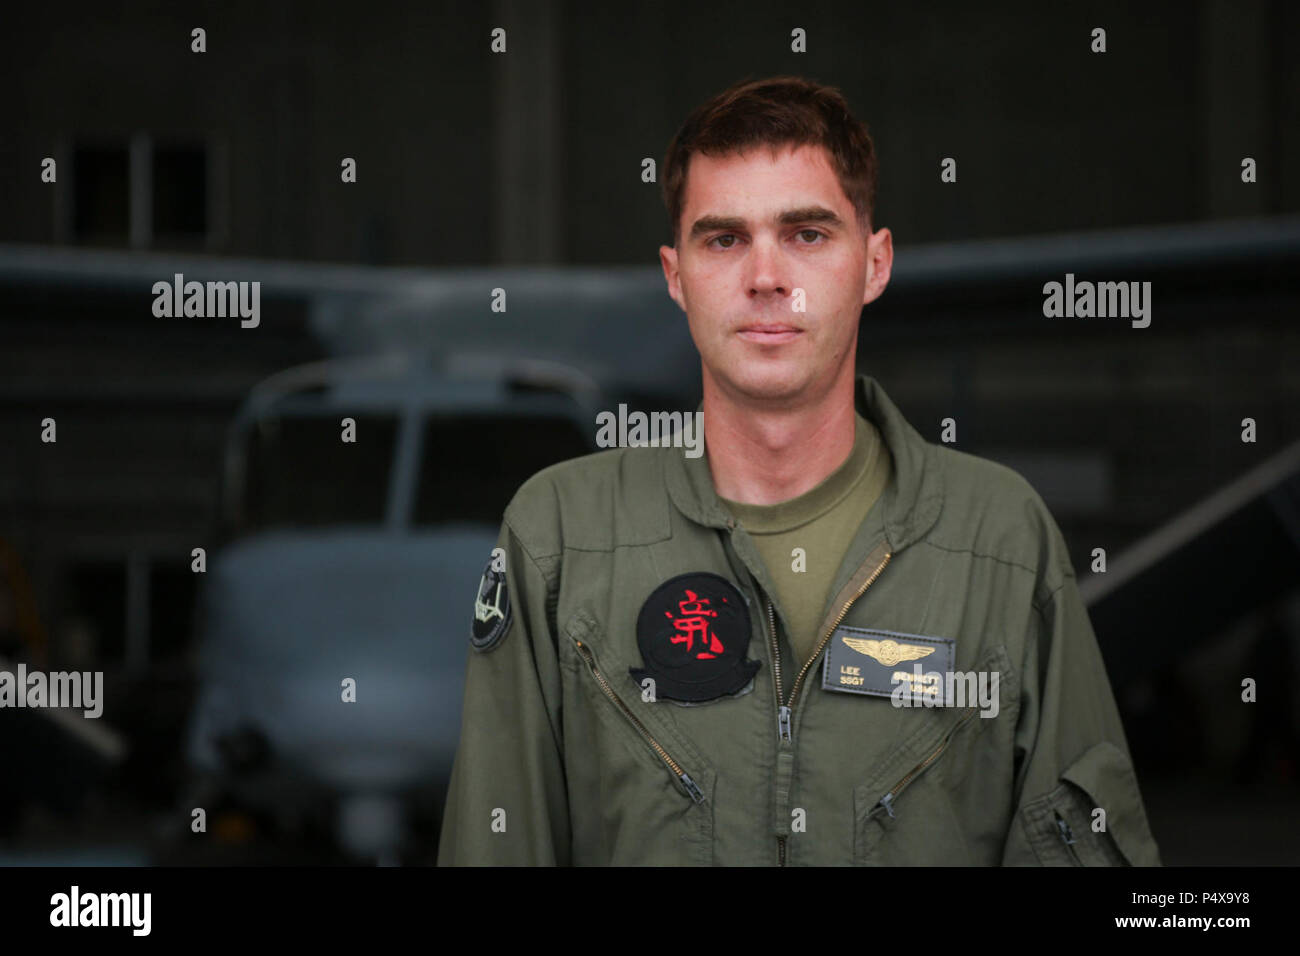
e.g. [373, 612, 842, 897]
[1, 0, 1298, 865]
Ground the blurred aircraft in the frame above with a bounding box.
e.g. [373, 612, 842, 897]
[182, 351, 599, 863]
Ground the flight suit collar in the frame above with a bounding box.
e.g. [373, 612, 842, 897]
[663, 373, 944, 555]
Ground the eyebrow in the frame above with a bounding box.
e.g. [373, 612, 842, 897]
[688, 206, 845, 241]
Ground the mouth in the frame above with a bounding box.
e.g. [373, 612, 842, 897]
[736, 323, 803, 345]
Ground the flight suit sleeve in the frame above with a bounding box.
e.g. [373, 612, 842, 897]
[1000, 544, 1162, 866]
[437, 516, 571, 865]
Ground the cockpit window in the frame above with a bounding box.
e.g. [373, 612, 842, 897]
[413, 414, 590, 525]
[238, 414, 398, 531]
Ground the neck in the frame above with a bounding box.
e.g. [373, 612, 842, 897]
[703, 364, 858, 505]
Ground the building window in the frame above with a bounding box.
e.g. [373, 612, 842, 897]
[67, 135, 219, 249]
[152, 143, 208, 241]
[71, 144, 130, 243]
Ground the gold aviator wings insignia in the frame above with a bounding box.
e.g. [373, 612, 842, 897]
[841, 637, 935, 667]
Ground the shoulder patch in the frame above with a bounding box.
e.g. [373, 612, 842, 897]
[629, 572, 761, 703]
[471, 559, 512, 652]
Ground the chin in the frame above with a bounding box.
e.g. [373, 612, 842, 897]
[718, 361, 812, 403]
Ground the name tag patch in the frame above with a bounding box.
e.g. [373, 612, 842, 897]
[821, 625, 955, 703]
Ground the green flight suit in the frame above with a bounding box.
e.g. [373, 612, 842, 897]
[438, 374, 1162, 866]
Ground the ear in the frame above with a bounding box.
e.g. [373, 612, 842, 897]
[660, 243, 686, 312]
[862, 227, 893, 307]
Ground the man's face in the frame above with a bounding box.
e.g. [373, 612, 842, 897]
[660, 143, 892, 406]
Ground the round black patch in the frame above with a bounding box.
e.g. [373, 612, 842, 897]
[629, 572, 761, 703]
[471, 559, 512, 652]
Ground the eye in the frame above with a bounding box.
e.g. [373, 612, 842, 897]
[709, 234, 738, 249]
[796, 229, 825, 244]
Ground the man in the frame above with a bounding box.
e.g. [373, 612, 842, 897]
[438, 75, 1161, 866]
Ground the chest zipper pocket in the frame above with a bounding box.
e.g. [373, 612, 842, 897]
[868, 706, 980, 823]
[571, 637, 706, 804]
[854, 705, 980, 862]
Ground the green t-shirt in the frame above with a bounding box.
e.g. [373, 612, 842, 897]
[719, 413, 892, 669]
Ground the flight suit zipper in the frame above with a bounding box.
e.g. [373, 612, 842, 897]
[869, 705, 979, 821]
[786, 548, 892, 725]
[767, 602, 788, 739]
[768, 544, 893, 866]
[1055, 813, 1084, 866]
[573, 639, 705, 804]
[766, 600, 790, 867]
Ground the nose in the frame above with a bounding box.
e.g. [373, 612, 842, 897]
[746, 235, 789, 301]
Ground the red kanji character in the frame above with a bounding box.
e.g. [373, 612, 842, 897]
[668, 589, 725, 659]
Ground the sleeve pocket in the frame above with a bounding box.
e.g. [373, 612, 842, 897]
[1021, 741, 1159, 866]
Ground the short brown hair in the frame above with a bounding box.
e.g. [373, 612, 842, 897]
[661, 75, 879, 246]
